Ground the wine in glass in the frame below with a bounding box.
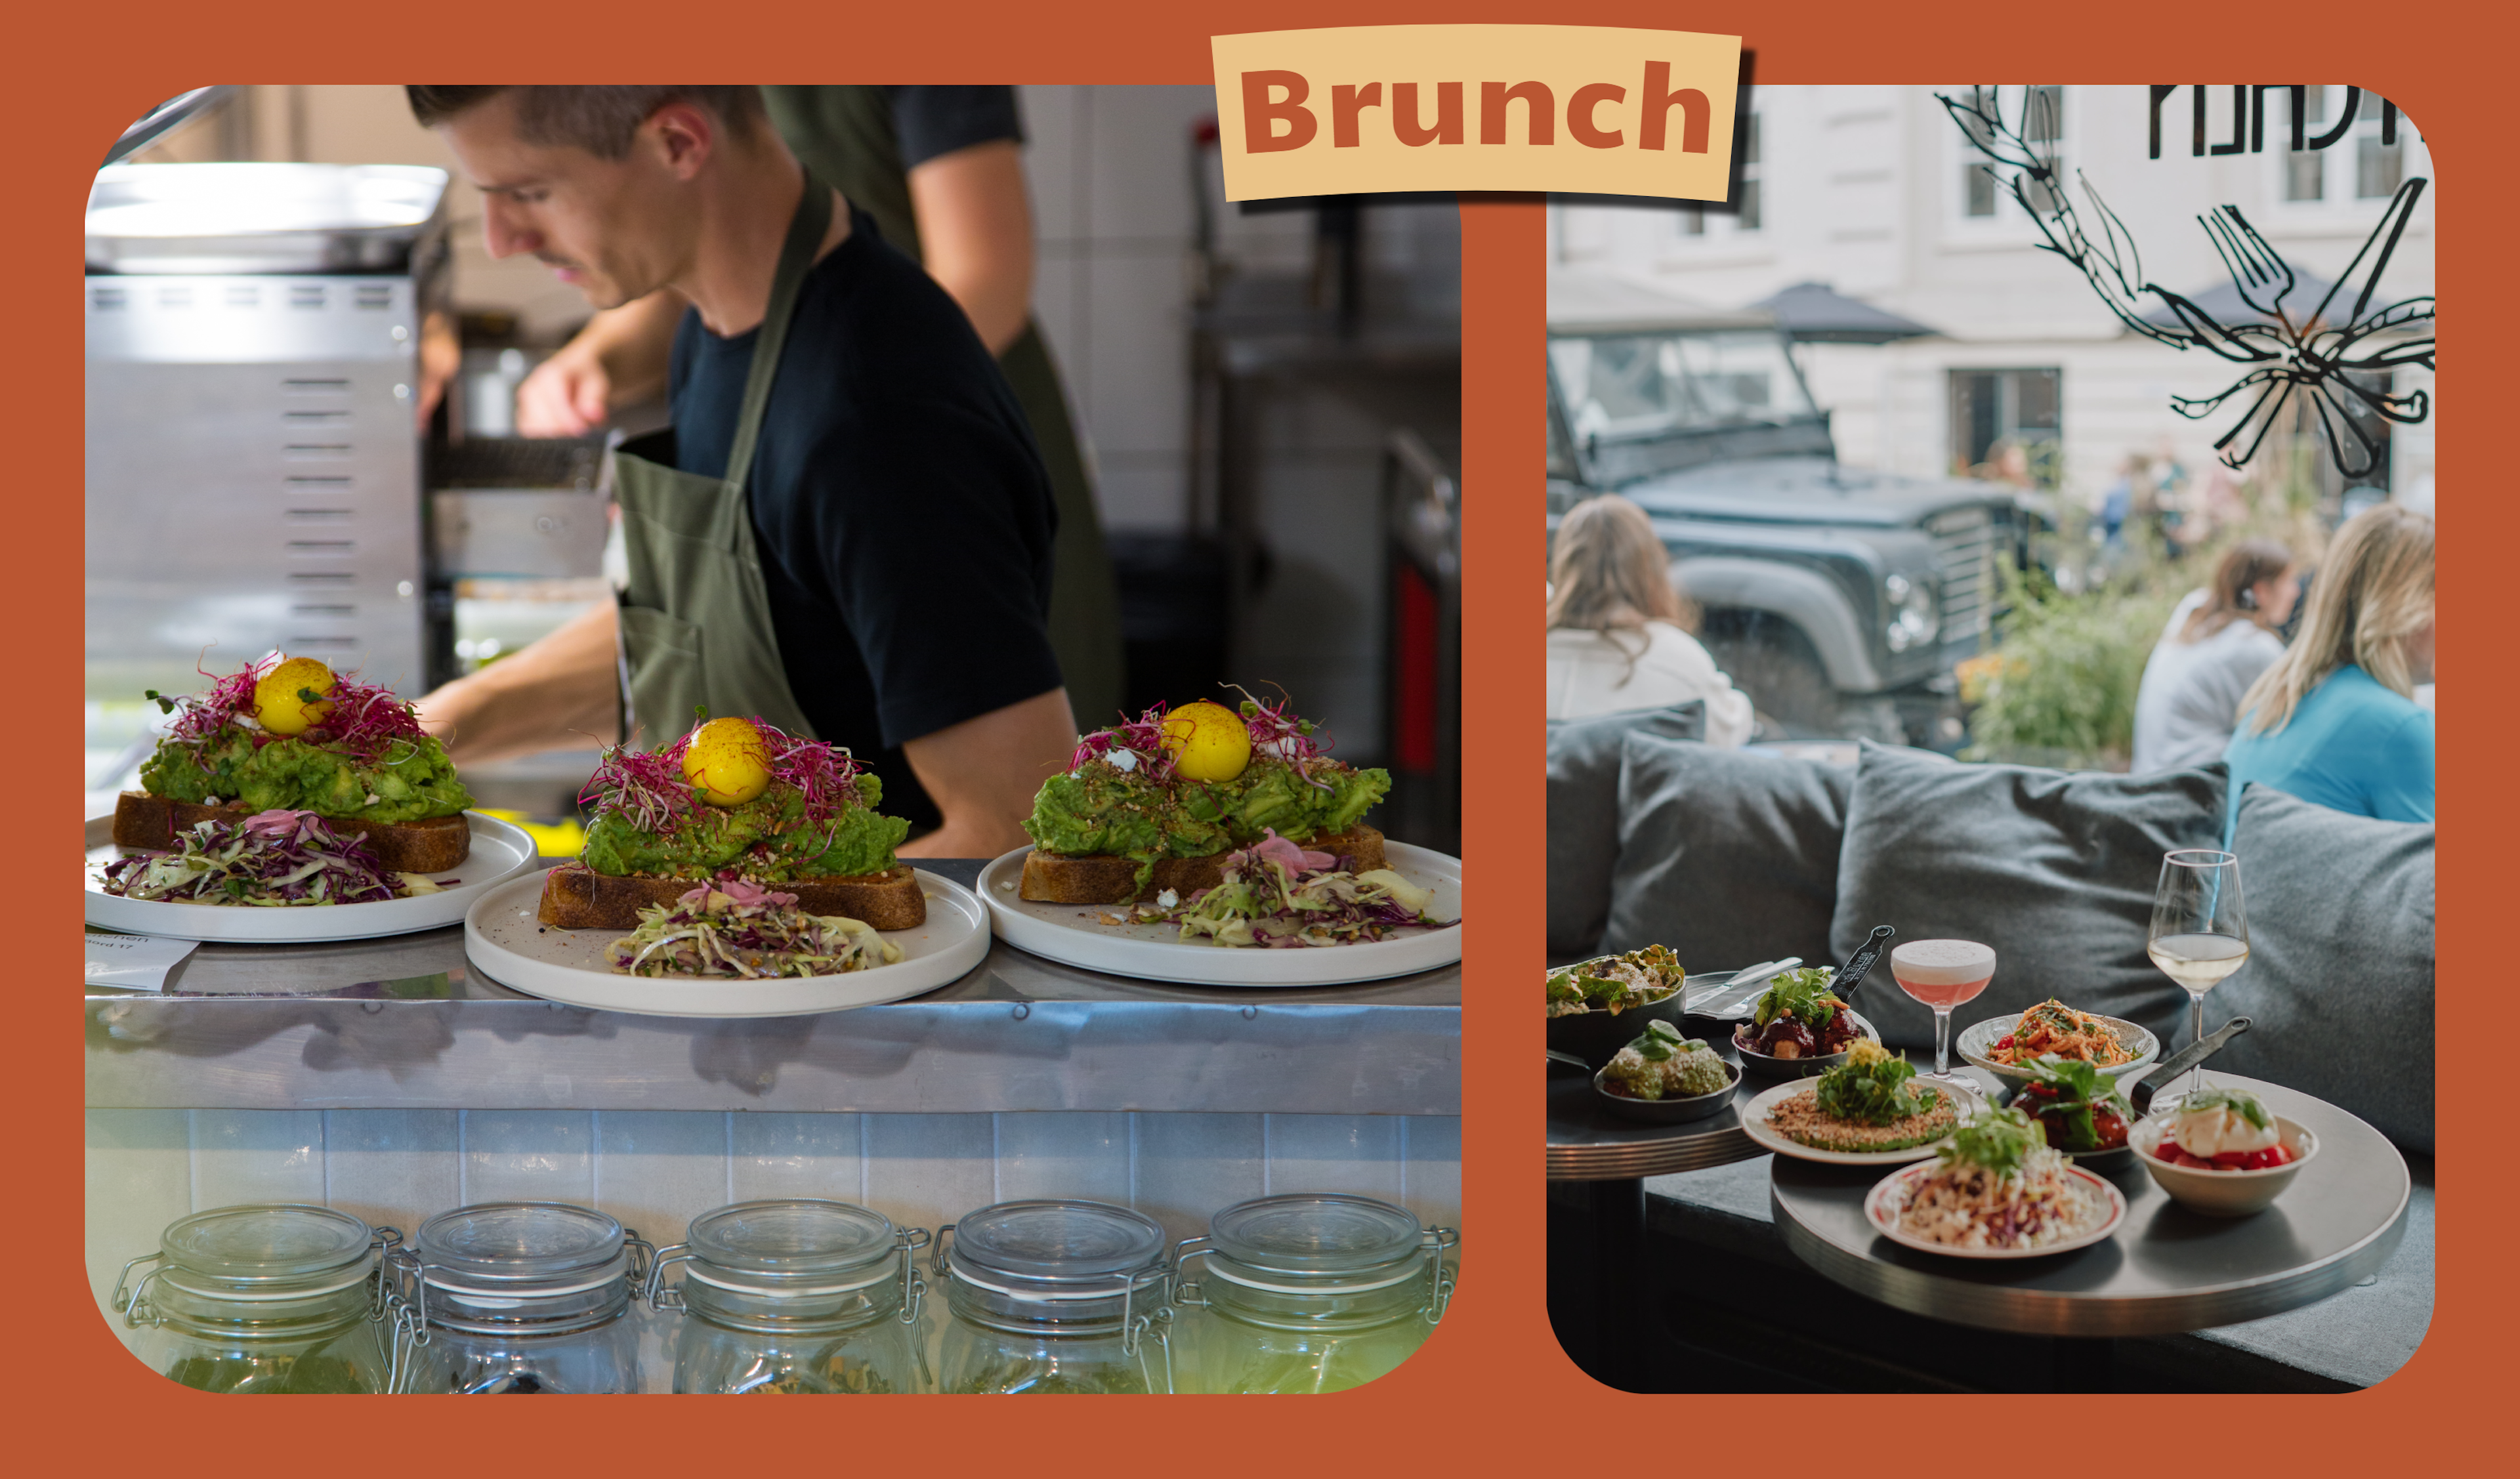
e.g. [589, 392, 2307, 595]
[2149, 850, 2249, 1095]
[1889, 940, 1996, 1085]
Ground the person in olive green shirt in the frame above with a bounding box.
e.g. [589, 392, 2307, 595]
[512, 86, 1124, 734]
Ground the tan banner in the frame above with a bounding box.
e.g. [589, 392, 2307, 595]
[1211, 24, 1741, 201]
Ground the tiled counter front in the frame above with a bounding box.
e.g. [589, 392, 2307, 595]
[86, 1107, 1461, 1372]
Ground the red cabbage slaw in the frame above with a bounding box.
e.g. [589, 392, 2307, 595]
[606, 875, 904, 979]
[581, 719, 866, 837]
[1122, 830, 1456, 948]
[100, 809, 429, 906]
[148, 654, 430, 761]
[1064, 688, 1340, 791]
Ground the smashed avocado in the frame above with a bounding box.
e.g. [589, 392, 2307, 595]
[140, 729, 472, 823]
[1023, 754, 1389, 887]
[581, 774, 908, 882]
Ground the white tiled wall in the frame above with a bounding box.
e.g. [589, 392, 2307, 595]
[86, 1107, 1461, 1364]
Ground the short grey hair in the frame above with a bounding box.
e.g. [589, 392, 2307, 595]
[405, 86, 766, 158]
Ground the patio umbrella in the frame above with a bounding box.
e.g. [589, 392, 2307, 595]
[1750, 281, 1941, 343]
[2139, 268, 2361, 330]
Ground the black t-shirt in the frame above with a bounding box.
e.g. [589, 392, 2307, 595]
[667, 204, 1062, 831]
[888, 86, 1024, 170]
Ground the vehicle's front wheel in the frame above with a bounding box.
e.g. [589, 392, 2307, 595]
[1700, 612, 1838, 739]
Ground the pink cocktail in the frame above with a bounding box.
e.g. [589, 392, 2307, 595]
[1891, 940, 1996, 1082]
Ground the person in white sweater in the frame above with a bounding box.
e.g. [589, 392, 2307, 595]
[1545, 493, 1757, 745]
[2130, 538, 2300, 772]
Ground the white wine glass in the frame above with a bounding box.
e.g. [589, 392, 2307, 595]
[2148, 850, 2249, 1096]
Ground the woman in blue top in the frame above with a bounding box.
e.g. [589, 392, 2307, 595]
[2222, 503, 2435, 831]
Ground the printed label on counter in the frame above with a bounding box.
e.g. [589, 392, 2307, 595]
[85, 930, 199, 992]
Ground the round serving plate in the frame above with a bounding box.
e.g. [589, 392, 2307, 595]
[461, 867, 990, 1018]
[1545, 1063, 1765, 1181]
[977, 841, 1461, 987]
[85, 811, 537, 944]
[1738, 1075, 1988, 1167]
[1768, 1072, 2412, 1336]
[1958, 1010, 2160, 1089]
[1863, 1159, 2126, 1260]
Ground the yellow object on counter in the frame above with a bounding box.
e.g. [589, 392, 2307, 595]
[477, 809, 586, 858]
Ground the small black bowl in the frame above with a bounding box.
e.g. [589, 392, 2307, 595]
[1996, 1082, 2141, 1174]
[1545, 961, 1692, 1068]
[1592, 1058, 1742, 1125]
[1731, 1009, 1880, 1079]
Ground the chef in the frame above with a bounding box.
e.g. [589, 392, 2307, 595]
[407, 85, 1073, 858]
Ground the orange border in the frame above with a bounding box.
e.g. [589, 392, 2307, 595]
[16, 2, 2504, 1469]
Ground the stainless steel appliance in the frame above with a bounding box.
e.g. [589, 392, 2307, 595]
[86, 163, 450, 703]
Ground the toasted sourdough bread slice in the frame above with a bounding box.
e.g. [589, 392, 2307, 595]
[536, 862, 928, 932]
[112, 791, 471, 874]
[1018, 824, 1387, 906]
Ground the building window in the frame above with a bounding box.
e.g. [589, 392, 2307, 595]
[1956, 86, 2062, 220]
[1678, 112, 1760, 236]
[2357, 131, 2403, 198]
[1738, 114, 1763, 231]
[2284, 86, 2326, 201]
[1949, 368, 2063, 488]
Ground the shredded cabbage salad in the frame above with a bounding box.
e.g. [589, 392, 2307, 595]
[607, 876, 904, 978]
[1117, 831, 1455, 948]
[100, 809, 439, 906]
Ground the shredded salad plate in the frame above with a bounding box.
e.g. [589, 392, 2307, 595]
[85, 811, 537, 944]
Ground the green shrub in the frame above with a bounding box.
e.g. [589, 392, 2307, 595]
[1960, 572, 2175, 770]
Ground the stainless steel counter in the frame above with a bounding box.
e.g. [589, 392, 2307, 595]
[84, 861, 1460, 1115]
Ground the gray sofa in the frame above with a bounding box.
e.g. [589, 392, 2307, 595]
[1547, 705, 2436, 1387]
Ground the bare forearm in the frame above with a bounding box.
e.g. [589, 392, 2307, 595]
[583, 289, 685, 407]
[897, 687, 1075, 858]
[415, 602, 621, 764]
[908, 141, 1034, 356]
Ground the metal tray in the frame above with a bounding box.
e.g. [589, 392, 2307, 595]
[87, 163, 449, 274]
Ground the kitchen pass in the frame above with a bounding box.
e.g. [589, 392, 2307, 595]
[85, 930, 198, 991]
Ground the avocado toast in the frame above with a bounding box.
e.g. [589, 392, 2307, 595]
[112, 657, 472, 874]
[536, 717, 925, 932]
[1020, 694, 1391, 904]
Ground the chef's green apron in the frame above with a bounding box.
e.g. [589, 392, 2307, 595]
[759, 85, 1126, 732]
[610, 170, 832, 750]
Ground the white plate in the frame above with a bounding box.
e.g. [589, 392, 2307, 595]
[978, 841, 1463, 986]
[85, 811, 538, 943]
[1958, 1010, 2160, 1086]
[1740, 1075, 1987, 1166]
[1864, 1159, 2127, 1260]
[462, 868, 990, 1018]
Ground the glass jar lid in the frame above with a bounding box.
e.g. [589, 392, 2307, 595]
[158, 1203, 377, 1295]
[1207, 1194, 1426, 1289]
[948, 1199, 1166, 1299]
[412, 1201, 627, 1296]
[686, 1199, 899, 1296]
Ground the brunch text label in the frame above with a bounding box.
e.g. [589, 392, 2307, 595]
[1211, 25, 1742, 201]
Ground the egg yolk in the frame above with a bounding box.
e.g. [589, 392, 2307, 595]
[252, 656, 337, 736]
[1161, 699, 1253, 782]
[682, 717, 774, 806]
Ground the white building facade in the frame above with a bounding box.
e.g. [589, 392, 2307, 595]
[1551, 85, 2436, 512]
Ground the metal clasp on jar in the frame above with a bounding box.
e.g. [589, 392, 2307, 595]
[1421, 1226, 1460, 1326]
[111, 1252, 165, 1330]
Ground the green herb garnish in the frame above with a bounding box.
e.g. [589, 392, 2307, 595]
[1545, 945, 1685, 1015]
[2016, 1054, 2129, 1152]
[1814, 1048, 1939, 1127]
[1751, 967, 1841, 1032]
[1937, 1106, 2046, 1177]
[2178, 1085, 2271, 1130]
[1628, 1018, 1688, 1061]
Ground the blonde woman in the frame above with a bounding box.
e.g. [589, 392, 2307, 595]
[2130, 539, 2300, 772]
[1546, 494, 1756, 745]
[2223, 504, 2434, 825]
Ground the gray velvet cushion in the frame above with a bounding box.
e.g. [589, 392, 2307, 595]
[2212, 785, 2433, 1151]
[1600, 736, 1853, 973]
[1830, 742, 2227, 1056]
[1546, 703, 1706, 959]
